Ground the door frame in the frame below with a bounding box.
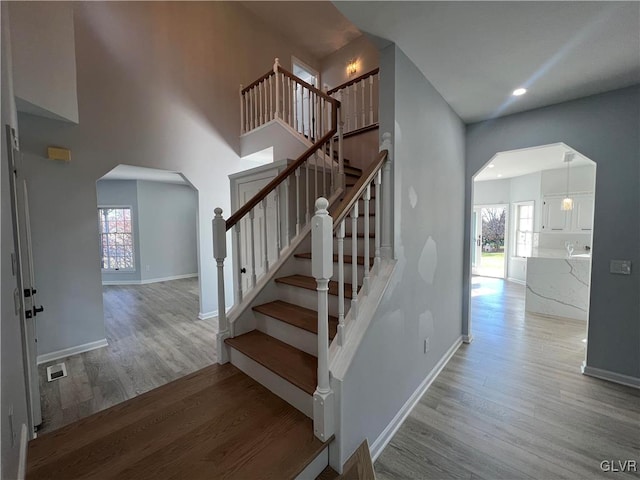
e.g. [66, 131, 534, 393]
[471, 203, 509, 279]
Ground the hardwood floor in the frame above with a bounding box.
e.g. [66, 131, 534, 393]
[27, 364, 328, 480]
[37, 278, 216, 434]
[375, 276, 640, 479]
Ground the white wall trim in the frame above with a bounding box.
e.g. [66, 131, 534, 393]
[581, 362, 640, 389]
[198, 305, 231, 321]
[369, 336, 463, 461]
[37, 338, 108, 365]
[17, 423, 28, 480]
[102, 273, 198, 286]
[507, 277, 526, 285]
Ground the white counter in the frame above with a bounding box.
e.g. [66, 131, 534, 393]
[525, 256, 591, 321]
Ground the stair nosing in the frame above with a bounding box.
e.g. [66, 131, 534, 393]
[252, 300, 338, 339]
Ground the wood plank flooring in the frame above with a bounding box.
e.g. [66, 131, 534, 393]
[27, 364, 328, 480]
[37, 278, 216, 434]
[375, 276, 640, 479]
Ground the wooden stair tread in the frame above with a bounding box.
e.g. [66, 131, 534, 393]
[26, 364, 329, 479]
[253, 300, 338, 339]
[276, 274, 355, 298]
[295, 252, 374, 267]
[225, 330, 317, 395]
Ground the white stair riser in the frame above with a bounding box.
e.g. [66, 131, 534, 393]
[295, 446, 329, 480]
[228, 348, 313, 418]
[293, 257, 369, 281]
[276, 281, 353, 318]
[344, 215, 377, 234]
[255, 312, 318, 357]
[338, 237, 375, 256]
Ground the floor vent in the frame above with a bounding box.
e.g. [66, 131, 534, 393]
[46, 363, 67, 382]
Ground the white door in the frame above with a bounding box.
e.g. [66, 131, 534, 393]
[5, 125, 43, 429]
[237, 177, 277, 294]
[471, 208, 482, 275]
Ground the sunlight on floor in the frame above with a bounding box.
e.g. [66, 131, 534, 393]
[471, 276, 504, 297]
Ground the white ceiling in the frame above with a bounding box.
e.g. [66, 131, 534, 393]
[240, 1, 362, 60]
[100, 165, 188, 185]
[335, 1, 640, 122]
[474, 143, 594, 182]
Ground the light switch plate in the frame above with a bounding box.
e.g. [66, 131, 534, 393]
[610, 260, 631, 275]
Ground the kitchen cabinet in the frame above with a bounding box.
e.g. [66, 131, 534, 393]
[542, 193, 593, 232]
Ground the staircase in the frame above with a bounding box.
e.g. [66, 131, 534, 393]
[213, 60, 389, 476]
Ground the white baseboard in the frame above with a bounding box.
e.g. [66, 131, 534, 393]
[198, 305, 231, 321]
[462, 334, 474, 344]
[507, 277, 526, 285]
[37, 338, 108, 365]
[370, 336, 463, 461]
[102, 273, 198, 286]
[18, 423, 28, 480]
[581, 362, 640, 389]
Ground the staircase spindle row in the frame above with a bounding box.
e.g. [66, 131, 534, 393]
[328, 68, 379, 135]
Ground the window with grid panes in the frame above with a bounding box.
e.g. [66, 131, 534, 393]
[98, 207, 135, 270]
[515, 203, 534, 257]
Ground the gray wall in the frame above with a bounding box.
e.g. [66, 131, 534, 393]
[14, 1, 321, 357]
[1, 4, 30, 476]
[465, 85, 640, 380]
[96, 180, 141, 283]
[338, 45, 466, 464]
[137, 181, 198, 282]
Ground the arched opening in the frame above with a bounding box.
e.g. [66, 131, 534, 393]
[468, 143, 596, 369]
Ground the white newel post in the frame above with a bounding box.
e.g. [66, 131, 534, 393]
[213, 208, 230, 364]
[380, 132, 393, 259]
[312, 198, 335, 441]
[337, 100, 345, 191]
[273, 57, 281, 119]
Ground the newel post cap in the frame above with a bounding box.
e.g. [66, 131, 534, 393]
[212, 208, 227, 260]
[273, 57, 280, 72]
[312, 197, 333, 279]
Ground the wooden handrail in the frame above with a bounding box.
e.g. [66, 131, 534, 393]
[277, 66, 329, 99]
[331, 149, 388, 229]
[241, 70, 275, 94]
[327, 68, 380, 95]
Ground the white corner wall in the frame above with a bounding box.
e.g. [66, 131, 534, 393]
[335, 44, 465, 468]
[9, 1, 79, 123]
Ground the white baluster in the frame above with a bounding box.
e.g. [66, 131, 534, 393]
[239, 85, 244, 134]
[314, 151, 318, 202]
[274, 57, 280, 119]
[305, 159, 310, 224]
[307, 88, 312, 138]
[329, 134, 335, 192]
[293, 83, 298, 133]
[249, 88, 254, 130]
[361, 79, 365, 128]
[311, 197, 335, 442]
[380, 132, 393, 259]
[275, 186, 282, 258]
[322, 142, 327, 197]
[338, 113, 345, 191]
[287, 78, 292, 127]
[249, 207, 257, 287]
[269, 75, 273, 120]
[374, 170, 381, 271]
[344, 87, 350, 132]
[256, 82, 264, 125]
[262, 198, 269, 272]
[353, 82, 358, 130]
[234, 224, 243, 303]
[369, 75, 374, 126]
[337, 220, 345, 344]
[295, 167, 301, 235]
[264, 79, 268, 124]
[350, 202, 358, 318]
[363, 184, 371, 294]
[213, 208, 229, 364]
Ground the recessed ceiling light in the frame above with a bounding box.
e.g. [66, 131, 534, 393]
[488, 163, 495, 168]
[512, 88, 527, 96]
[497, 173, 503, 178]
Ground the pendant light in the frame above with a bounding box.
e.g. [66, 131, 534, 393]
[562, 152, 574, 211]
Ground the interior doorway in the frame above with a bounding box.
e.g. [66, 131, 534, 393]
[292, 56, 319, 139]
[472, 204, 508, 278]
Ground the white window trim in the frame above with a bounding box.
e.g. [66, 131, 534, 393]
[513, 200, 535, 258]
[98, 205, 136, 273]
[291, 55, 319, 87]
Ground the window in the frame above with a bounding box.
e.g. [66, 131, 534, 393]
[515, 202, 534, 257]
[98, 207, 135, 270]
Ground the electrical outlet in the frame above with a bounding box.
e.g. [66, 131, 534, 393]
[424, 338, 430, 354]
